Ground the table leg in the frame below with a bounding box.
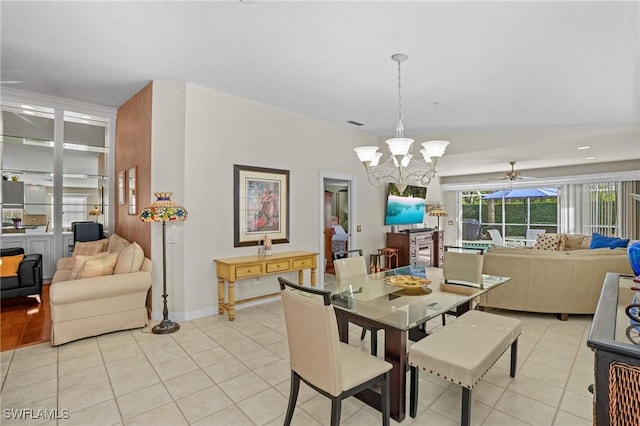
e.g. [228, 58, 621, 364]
[385, 327, 407, 422]
[310, 267, 316, 287]
[228, 280, 236, 321]
[298, 270, 304, 285]
[217, 278, 225, 315]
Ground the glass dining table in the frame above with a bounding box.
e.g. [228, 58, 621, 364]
[323, 265, 511, 422]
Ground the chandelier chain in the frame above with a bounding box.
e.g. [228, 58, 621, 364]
[396, 59, 404, 137]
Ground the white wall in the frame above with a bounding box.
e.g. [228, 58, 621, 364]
[150, 81, 383, 320]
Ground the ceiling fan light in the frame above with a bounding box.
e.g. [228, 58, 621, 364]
[386, 137, 414, 156]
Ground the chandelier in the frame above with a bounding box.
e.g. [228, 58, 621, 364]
[354, 54, 449, 189]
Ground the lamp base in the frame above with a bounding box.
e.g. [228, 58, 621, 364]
[152, 319, 180, 334]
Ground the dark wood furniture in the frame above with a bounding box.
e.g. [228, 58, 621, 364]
[386, 230, 443, 267]
[328, 265, 511, 422]
[587, 273, 640, 426]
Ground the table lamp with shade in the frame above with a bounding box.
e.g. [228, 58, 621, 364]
[140, 192, 188, 334]
[428, 205, 448, 230]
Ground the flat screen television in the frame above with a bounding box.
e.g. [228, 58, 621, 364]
[384, 183, 427, 225]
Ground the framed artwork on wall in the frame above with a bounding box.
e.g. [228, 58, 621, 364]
[127, 166, 137, 215]
[234, 164, 290, 247]
[118, 170, 126, 205]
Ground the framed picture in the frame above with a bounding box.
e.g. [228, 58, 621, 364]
[127, 166, 137, 215]
[118, 170, 125, 205]
[234, 164, 290, 247]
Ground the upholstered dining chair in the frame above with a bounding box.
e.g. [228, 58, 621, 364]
[333, 254, 379, 356]
[441, 250, 484, 325]
[278, 277, 392, 426]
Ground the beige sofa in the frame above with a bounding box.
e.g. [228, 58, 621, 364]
[49, 236, 152, 346]
[480, 234, 633, 320]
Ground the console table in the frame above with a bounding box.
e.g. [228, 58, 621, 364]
[587, 273, 640, 425]
[214, 251, 318, 321]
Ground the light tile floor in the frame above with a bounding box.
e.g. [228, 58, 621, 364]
[0, 301, 594, 426]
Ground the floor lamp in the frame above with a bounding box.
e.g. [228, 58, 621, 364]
[429, 205, 448, 230]
[140, 192, 188, 334]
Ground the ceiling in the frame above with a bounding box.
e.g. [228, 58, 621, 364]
[1, 1, 638, 178]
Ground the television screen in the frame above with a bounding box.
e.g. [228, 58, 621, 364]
[384, 183, 427, 225]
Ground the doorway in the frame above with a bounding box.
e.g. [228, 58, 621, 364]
[320, 173, 355, 280]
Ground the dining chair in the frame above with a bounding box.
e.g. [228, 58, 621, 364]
[440, 250, 484, 326]
[487, 229, 504, 246]
[333, 254, 380, 356]
[278, 277, 392, 426]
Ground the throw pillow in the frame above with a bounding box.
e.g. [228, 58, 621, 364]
[0, 254, 25, 277]
[114, 242, 145, 274]
[77, 252, 120, 279]
[70, 252, 109, 279]
[533, 233, 562, 251]
[72, 239, 108, 257]
[589, 232, 630, 250]
[106, 234, 130, 253]
[563, 234, 590, 251]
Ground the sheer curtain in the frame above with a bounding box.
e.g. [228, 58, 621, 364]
[620, 181, 640, 240]
[559, 181, 639, 238]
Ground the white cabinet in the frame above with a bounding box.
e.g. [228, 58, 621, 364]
[27, 236, 52, 279]
[25, 185, 47, 214]
[1, 233, 69, 281]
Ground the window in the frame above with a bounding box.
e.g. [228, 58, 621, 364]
[583, 182, 618, 236]
[48, 195, 90, 230]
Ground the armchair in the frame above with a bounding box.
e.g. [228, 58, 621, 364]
[0, 247, 43, 303]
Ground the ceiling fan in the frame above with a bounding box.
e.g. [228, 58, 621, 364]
[490, 161, 538, 182]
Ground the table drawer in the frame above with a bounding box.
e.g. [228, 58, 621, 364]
[266, 260, 290, 273]
[236, 264, 264, 278]
[293, 258, 313, 269]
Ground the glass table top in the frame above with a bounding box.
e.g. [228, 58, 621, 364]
[323, 265, 510, 331]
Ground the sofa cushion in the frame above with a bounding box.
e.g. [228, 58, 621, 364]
[70, 252, 109, 280]
[533, 233, 562, 251]
[114, 242, 145, 274]
[77, 252, 120, 279]
[0, 254, 24, 277]
[589, 232, 629, 250]
[106, 234, 130, 253]
[563, 234, 591, 251]
[73, 239, 108, 257]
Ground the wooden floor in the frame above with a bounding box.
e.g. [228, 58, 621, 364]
[1, 284, 51, 351]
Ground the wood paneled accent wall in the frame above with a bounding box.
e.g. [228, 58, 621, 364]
[115, 82, 152, 258]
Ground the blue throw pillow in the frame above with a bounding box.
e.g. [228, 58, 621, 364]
[589, 232, 630, 249]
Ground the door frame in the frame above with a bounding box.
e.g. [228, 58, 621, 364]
[319, 172, 356, 284]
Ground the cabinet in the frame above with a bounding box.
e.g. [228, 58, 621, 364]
[587, 273, 640, 425]
[25, 185, 47, 214]
[386, 230, 443, 267]
[2, 180, 24, 207]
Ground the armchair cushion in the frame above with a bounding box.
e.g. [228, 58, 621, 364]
[70, 252, 109, 279]
[77, 252, 119, 279]
[106, 233, 130, 253]
[114, 242, 144, 274]
[72, 239, 107, 257]
[1, 254, 24, 277]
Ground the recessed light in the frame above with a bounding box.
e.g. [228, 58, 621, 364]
[585, 156, 597, 160]
[20, 104, 34, 110]
[577, 146, 591, 150]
